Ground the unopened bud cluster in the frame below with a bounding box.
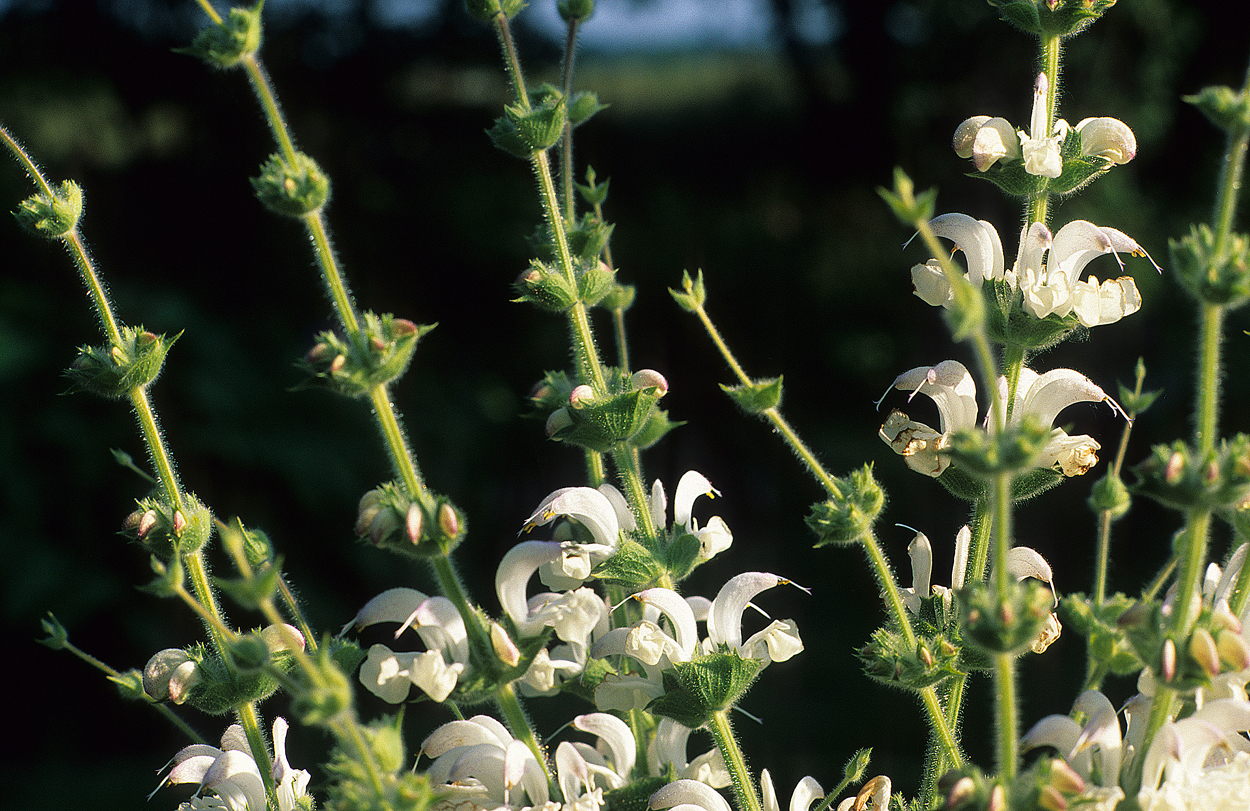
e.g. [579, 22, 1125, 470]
[302, 312, 432, 397]
[1118, 599, 1250, 692]
[1170, 223, 1250, 307]
[543, 367, 675, 452]
[356, 482, 465, 558]
[66, 325, 177, 399]
[1133, 435, 1250, 511]
[985, 0, 1120, 38]
[252, 151, 330, 217]
[858, 627, 960, 691]
[123, 492, 213, 560]
[960, 579, 1055, 656]
[806, 465, 886, 547]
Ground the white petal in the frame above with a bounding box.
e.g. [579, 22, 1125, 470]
[928, 213, 1005, 285]
[651, 779, 734, 811]
[790, 777, 826, 811]
[574, 713, 637, 780]
[761, 769, 779, 811]
[1015, 368, 1110, 428]
[695, 517, 733, 562]
[360, 644, 415, 704]
[890, 359, 979, 434]
[1076, 117, 1136, 164]
[422, 717, 511, 759]
[674, 471, 719, 532]
[203, 749, 267, 811]
[741, 619, 804, 663]
[410, 649, 465, 702]
[953, 115, 992, 158]
[911, 260, 954, 307]
[1073, 690, 1122, 784]
[523, 487, 621, 549]
[649, 479, 668, 533]
[496, 540, 563, 630]
[971, 117, 1020, 171]
[634, 588, 699, 657]
[708, 573, 793, 651]
[907, 531, 934, 602]
[350, 587, 432, 632]
[951, 525, 972, 590]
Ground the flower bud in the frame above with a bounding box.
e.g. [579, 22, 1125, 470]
[438, 502, 459, 539]
[1189, 627, 1221, 678]
[1216, 628, 1250, 671]
[952, 116, 1020, 172]
[143, 648, 201, 704]
[405, 503, 423, 545]
[1161, 637, 1177, 682]
[490, 621, 521, 667]
[251, 151, 330, 217]
[178, 2, 262, 68]
[630, 369, 668, 396]
[546, 407, 573, 437]
[1048, 758, 1086, 795]
[1037, 785, 1068, 811]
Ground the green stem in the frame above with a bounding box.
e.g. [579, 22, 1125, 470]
[1229, 542, 1250, 617]
[430, 554, 495, 663]
[369, 384, 431, 507]
[1195, 302, 1224, 455]
[1029, 35, 1062, 228]
[130, 387, 184, 511]
[305, 211, 362, 335]
[496, 682, 558, 800]
[1209, 57, 1250, 257]
[1172, 509, 1212, 637]
[613, 461, 660, 544]
[708, 709, 763, 811]
[993, 653, 1019, 779]
[559, 17, 580, 221]
[1001, 343, 1025, 424]
[237, 702, 278, 805]
[967, 502, 994, 585]
[242, 55, 299, 166]
[493, 12, 530, 108]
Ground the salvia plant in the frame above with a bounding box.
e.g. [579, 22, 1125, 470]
[6, 1, 1250, 810]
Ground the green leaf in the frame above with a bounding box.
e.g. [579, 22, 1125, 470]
[720, 376, 783, 414]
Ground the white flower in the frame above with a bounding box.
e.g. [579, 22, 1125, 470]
[153, 718, 310, 811]
[589, 574, 806, 711]
[650, 771, 828, 811]
[908, 213, 1156, 328]
[1137, 700, 1250, 810]
[1023, 690, 1123, 786]
[346, 587, 468, 703]
[1019, 73, 1067, 178]
[608, 471, 733, 563]
[953, 115, 1020, 172]
[647, 718, 730, 788]
[878, 359, 1126, 478]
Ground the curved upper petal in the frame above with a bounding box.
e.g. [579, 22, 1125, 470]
[1015, 368, 1112, 428]
[651, 779, 734, 811]
[523, 487, 621, 549]
[708, 573, 802, 651]
[890, 360, 980, 433]
[574, 713, 637, 779]
[1076, 117, 1136, 164]
[673, 471, 719, 532]
[496, 540, 564, 631]
[928, 213, 1005, 285]
[634, 588, 699, 658]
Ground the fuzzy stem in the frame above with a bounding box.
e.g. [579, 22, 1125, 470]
[237, 701, 278, 805]
[496, 682, 559, 800]
[1194, 302, 1223, 455]
[708, 709, 763, 811]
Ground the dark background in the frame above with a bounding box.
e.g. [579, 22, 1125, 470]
[1, 0, 1247, 808]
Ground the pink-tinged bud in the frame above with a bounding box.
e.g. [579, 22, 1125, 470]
[1165, 452, 1185, 484]
[330, 354, 347, 374]
[370, 335, 386, 352]
[631, 369, 669, 395]
[391, 318, 418, 337]
[1212, 601, 1242, 634]
[405, 503, 423, 544]
[306, 342, 332, 364]
[110, 345, 126, 365]
[490, 621, 521, 667]
[172, 510, 187, 536]
[918, 644, 934, 669]
[1190, 627, 1221, 678]
[945, 776, 976, 809]
[987, 784, 1006, 811]
[529, 380, 554, 401]
[1206, 460, 1220, 484]
[1037, 785, 1068, 811]
[1217, 629, 1250, 671]
[1161, 637, 1177, 682]
[139, 509, 158, 537]
[138, 331, 159, 346]
[438, 503, 459, 538]
[545, 407, 573, 437]
[1049, 759, 1086, 795]
[569, 385, 595, 407]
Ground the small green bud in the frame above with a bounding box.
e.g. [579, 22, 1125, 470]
[600, 282, 635, 312]
[1087, 472, 1131, 519]
[945, 417, 1052, 477]
[558, 0, 594, 22]
[857, 627, 961, 690]
[546, 382, 666, 452]
[575, 166, 610, 207]
[669, 269, 706, 312]
[178, 2, 263, 68]
[805, 464, 885, 547]
[513, 260, 577, 312]
[126, 492, 213, 560]
[299, 312, 434, 396]
[228, 634, 270, 676]
[464, 0, 527, 23]
[578, 260, 616, 306]
[591, 538, 665, 588]
[506, 95, 567, 152]
[878, 166, 936, 225]
[1184, 85, 1250, 135]
[37, 612, 69, 650]
[1133, 436, 1250, 510]
[14, 179, 83, 237]
[960, 580, 1054, 656]
[251, 151, 330, 217]
[567, 90, 607, 126]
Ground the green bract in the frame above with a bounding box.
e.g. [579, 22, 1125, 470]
[13, 178, 82, 237]
[986, 0, 1116, 38]
[464, 0, 527, 23]
[125, 491, 214, 560]
[858, 627, 962, 691]
[65, 326, 178, 399]
[805, 465, 885, 547]
[548, 385, 667, 452]
[959, 580, 1054, 656]
[252, 151, 330, 217]
[178, 2, 263, 69]
[1171, 223, 1250, 307]
[721, 376, 783, 414]
[1133, 436, 1250, 511]
[646, 653, 764, 728]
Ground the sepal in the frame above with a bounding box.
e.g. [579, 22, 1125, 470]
[805, 464, 885, 547]
[945, 417, 1052, 477]
[1059, 593, 1146, 677]
[986, 0, 1116, 37]
[547, 376, 668, 452]
[646, 653, 765, 728]
[576, 166, 610, 207]
[1086, 472, 1130, 519]
[355, 482, 467, 559]
[558, 0, 595, 23]
[878, 166, 936, 225]
[669, 269, 706, 312]
[66, 326, 178, 399]
[177, 1, 263, 68]
[124, 491, 213, 560]
[252, 151, 330, 217]
[592, 538, 665, 588]
[14, 178, 82, 237]
[464, 0, 527, 22]
[568, 90, 608, 127]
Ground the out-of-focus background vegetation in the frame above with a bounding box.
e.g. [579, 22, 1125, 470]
[2, 0, 1247, 808]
